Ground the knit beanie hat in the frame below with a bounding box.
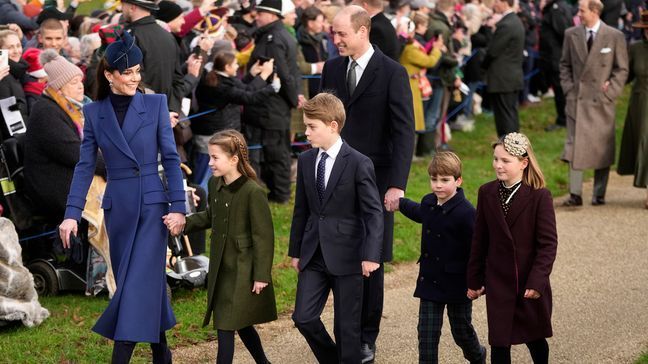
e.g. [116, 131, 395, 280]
[39, 49, 84, 90]
[156, 1, 184, 23]
[22, 48, 48, 79]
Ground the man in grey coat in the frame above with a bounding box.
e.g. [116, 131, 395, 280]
[559, 0, 628, 206]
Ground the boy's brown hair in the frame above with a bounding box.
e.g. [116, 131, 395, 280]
[427, 151, 462, 179]
[303, 92, 346, 130]
[40, 18, 64, 32]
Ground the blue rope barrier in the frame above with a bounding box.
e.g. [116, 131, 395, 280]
[19, 229, 57, 243]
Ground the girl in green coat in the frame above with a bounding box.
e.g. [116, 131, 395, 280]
[184, 129, 277, 363]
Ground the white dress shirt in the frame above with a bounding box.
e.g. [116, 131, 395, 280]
[315, 137, 343, 188]
[346, 45, 375, 89]
[585, 20, 601, 40]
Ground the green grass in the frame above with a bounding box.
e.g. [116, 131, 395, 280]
[1, 85, 632, 362]
[637, 352, 648, 364]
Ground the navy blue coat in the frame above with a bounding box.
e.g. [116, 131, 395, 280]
[64, 92, 186, 343]
[399, 188, 475, 303]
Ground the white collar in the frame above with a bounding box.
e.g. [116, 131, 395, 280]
[502, 9, 515, 17]
[586, 20, 601, 34]
[318, 137, 343, 160]
[349, 45, 375, 71]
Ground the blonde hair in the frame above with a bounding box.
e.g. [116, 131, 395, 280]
[0, 30, 19, 48]
[209, 129, 258, 182]
[428, 151, 462, 179]
[493, 133, 546, 189]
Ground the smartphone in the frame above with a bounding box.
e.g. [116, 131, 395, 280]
[0, 50, 8, 68]
[192, 45, 201, 58]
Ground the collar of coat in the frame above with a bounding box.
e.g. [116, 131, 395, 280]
[427, 187, 467, 213]
[255, 20, 284, 38]
[215, 175, 249, 192]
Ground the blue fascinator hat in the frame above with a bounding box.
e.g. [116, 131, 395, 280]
[104, 31, 143, 73]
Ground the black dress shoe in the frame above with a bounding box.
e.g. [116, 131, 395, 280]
[360, 343, 375, 364]
[591, 196, 605, 205]
[562, 194, 582, 207]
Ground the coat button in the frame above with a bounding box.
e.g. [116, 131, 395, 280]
[436, 234, 441, 238]
[432, 280, 437, 284]
[423, 253, 429, 258]
[419, 276, 424, 282]
[435, 257, 440, 261]
[225, 203, 229, 207]
[133, 168, 140, 176]
[426, 229, 431, 234]
[319, 215, 324, 220]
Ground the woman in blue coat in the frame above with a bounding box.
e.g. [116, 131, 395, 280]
[59, 31, 186, 363]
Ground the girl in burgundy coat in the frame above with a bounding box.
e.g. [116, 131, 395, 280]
[467, 133, 557, 364]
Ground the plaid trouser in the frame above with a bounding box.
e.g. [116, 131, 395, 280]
[418, 299, 484, 364]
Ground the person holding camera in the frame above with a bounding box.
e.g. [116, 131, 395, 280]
[242, 0, 300, 204]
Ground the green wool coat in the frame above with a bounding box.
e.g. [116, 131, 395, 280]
[185, 175, 277, 330]
[618, 40, 648, 188]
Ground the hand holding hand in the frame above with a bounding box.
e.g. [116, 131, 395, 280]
[163, 213, 186, 236]
[252, 281, 268, 294]
[362, 261, 380, 277]
[384, 188, 404, 212]
[467, 286, 485, 300]
[59, 219, 78, 249]
[291, 257, 300, 272]
[524, 289, 541, 299]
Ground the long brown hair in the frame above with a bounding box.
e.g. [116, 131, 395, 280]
[205, 51, 236, 87]
[493, 134, 546, 189]
[209, 129, 257, 181]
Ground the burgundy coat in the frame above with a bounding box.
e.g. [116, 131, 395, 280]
[467, 180, 557, 346]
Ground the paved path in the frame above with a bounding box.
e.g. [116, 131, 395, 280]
[174, 174, 648, 363]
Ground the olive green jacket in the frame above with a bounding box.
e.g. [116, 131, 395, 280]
[186, 175, 277, 330]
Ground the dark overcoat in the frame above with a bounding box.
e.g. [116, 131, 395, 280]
[399, 189, 474, 304]
[319, 48, 414, 262]
[185, 175, 277, 330]
[467, 181, 557, 346]
[482, 12, 525, 93]
[65, 93, 186, 343]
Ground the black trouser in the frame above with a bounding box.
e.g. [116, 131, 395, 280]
[361, 166, 393, 347]
[292, 248, 363, 364]
[489, 92, 520, 137]
[216, 326, 268, 364]
[541, 63, 566, 126]
[111, 332, 171, 364]
[491, 338, 549, 364]
[245, 125, 292, 202]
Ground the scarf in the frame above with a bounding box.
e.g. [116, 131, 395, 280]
[23, 80, 46, 96]
[43, 86, 84, 138]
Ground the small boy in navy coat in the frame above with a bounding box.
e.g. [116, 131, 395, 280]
[396, 152, 486, 364]
[289, 93, 384, 364]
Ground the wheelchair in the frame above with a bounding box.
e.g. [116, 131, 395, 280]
[0, 135, 89, 296]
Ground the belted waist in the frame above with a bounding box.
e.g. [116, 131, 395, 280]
[106, 163, 159, 180]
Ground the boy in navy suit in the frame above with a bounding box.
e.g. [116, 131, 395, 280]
[289, 93, 384, 364]
[395, 152, 486, 364]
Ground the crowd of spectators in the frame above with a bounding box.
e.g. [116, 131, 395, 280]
[0, 0, 646, 222]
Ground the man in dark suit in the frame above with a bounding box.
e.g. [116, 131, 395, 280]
[539, 0, 573, 131]
[354, 0, 401, 61]
[289, 93, 383, 364]
[319, 5, 414, 362]
[482, 0, 525, 137]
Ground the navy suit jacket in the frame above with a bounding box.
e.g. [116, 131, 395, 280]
[289, 142, 383, 276]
